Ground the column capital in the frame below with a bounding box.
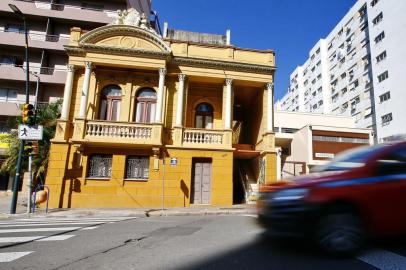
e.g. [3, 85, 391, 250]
[84, 61, 92, 69]
[67, 64, 75, 72]
[178, 73, 186, 82]
[266, 82, 274, 91]
[225, 78, 233, 86]
[159, 68, 167, 76]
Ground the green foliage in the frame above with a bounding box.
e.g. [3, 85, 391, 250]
[0, 100, 62, 182]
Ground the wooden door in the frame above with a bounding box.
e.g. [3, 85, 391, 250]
[192, 160, 212, 204]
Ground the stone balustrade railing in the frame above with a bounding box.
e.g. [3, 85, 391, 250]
[86, 121, 153, 139]
[68, 119, 162, 146]
[183, 129, 224, 144]
[172, 127, 232, 149]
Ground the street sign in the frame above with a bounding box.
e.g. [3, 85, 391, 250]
[170, 157, 178, 166]
[18, 125, 43, 140]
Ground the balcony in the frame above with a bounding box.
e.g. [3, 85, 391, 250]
[0, 1, 118, 24]
[0, 64, 67, 84]
[71, 120, 163, 147]
[0, 29, 69, 51]
[172, 127, 232, 149]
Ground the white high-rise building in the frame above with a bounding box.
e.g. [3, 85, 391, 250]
[277, 0, 406, 142]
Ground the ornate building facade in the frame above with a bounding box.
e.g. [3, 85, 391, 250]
[46, 9, 276, 208]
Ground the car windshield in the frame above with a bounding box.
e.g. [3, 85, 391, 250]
[317, 144, 387, 172]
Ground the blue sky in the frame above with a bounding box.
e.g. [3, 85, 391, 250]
[153, 0, 356, 100]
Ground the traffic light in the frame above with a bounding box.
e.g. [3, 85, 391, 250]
[22, 103, 34, 125]
[24, 141, 33, 155]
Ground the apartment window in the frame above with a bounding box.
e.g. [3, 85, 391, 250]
[340, 72, 347, 79]
[311, 66, 315, 72]
[379, 91, 391, 103]
[316, 61, 321, 67]
[371, 0, 379, 7]
[304, 80, 308, 86]
[374, 31, 385, 44]
[318, 100, 323, 106]
[353, 80, 359, 88]
[0, 88, 18, 102]
[313, 135, 369, 144]
[313, 104, 318, 109]
[317, 87, 322, 93]
[316, 48, 320, 54]
[376, 51, 387, 63]
[312, 79, 316, 85]
[341, 87, 347, 94]
[125, 156, 149, 180]
[5, 23, 24, 34]
[377, 71, 389, 82]
[87, 155, 112, 178]
[358, 5, 367, 17]
[81, 2, 104, 11]
[311, 54, 315, 60]
[381, 113, 393, 126]
[312, 92, 316, 97]
[372, 12, 383, 25]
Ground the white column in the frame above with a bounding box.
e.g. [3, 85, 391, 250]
[266, 82, 274, 132]
[60, 64, 75, 120]
[78, 61, 92, 118]
[155, 68, 166, 123]
[224, 78, 233, 129]
[175, 74, 186, 126]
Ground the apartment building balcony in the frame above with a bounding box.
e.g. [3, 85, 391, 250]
[70, 119, 163, 147]
[169, 127, 232, 150]
[0, 64, 66, 84]
[0, 1, 118, 24]
[0, 29, 69, 51]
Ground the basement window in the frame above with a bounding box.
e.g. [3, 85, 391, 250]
[125, 156, 149, 180]
[87, 155, 112, 179]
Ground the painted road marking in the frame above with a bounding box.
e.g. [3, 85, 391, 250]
[0, 251, 33, 262]
[0, 235, 75, 243]
[0, 227, 82, 233]
[0, 222, 109, 228]
[358, 248, 406, 270]
[79, 226, 99, 230]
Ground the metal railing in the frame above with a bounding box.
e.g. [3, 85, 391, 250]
[15, 0, 117, 14]
[0, 28, 69, 42]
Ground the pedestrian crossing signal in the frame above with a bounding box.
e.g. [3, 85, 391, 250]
[22, 104, 34, 125]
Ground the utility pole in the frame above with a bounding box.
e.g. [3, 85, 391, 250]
[9, 4, 30, 214]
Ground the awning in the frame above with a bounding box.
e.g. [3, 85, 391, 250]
[0, 102, 20, 116]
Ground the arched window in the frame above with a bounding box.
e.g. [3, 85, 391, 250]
[135, 88, 157, 123]
[195, 102, 213, 129]
[99, 85, 121, 121]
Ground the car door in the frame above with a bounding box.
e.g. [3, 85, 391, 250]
[367, 145, 406, 234]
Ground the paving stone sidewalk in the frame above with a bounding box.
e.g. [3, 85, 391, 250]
[0, 192, 257, 219]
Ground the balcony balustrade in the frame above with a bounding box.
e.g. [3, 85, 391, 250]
[172, 127, 232, 149]
[71, 119, 163, 146]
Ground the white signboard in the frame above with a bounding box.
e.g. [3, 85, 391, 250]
[315, 152, 335, 159]
[18, 125, 43, 140]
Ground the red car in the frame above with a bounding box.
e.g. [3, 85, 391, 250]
[257, 141, 406, 256]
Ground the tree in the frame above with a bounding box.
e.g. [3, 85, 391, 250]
[0, 100, 62, 184]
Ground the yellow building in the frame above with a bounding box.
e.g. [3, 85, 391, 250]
[47, 10, 277, 208]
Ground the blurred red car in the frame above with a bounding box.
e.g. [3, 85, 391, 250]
[257, 141, 406, 256]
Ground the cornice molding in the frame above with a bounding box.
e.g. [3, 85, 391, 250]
[172, 57, 276, 74]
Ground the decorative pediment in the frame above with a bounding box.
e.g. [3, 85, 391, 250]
[78, 24, 171, 54]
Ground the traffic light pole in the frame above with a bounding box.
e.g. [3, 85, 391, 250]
[27, 153, 33, 213]
[10, 13, 29, 214]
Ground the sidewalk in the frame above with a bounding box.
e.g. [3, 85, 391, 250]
[0, 192, 257, 219]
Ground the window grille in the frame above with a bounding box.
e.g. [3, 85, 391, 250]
[125, 156, 149, 180]
[87, 155, 112, 178]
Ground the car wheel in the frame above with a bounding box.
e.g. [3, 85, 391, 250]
[317, 213, 365, 256]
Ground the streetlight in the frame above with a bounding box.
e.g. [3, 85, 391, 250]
[9, 4, 30, 214]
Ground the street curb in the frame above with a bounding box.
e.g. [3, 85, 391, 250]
[0, 208, 257, 219]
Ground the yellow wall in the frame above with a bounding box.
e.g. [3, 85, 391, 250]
[47, 143, 233, 208]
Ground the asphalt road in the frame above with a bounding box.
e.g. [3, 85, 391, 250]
[0, 215, 405, 270]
